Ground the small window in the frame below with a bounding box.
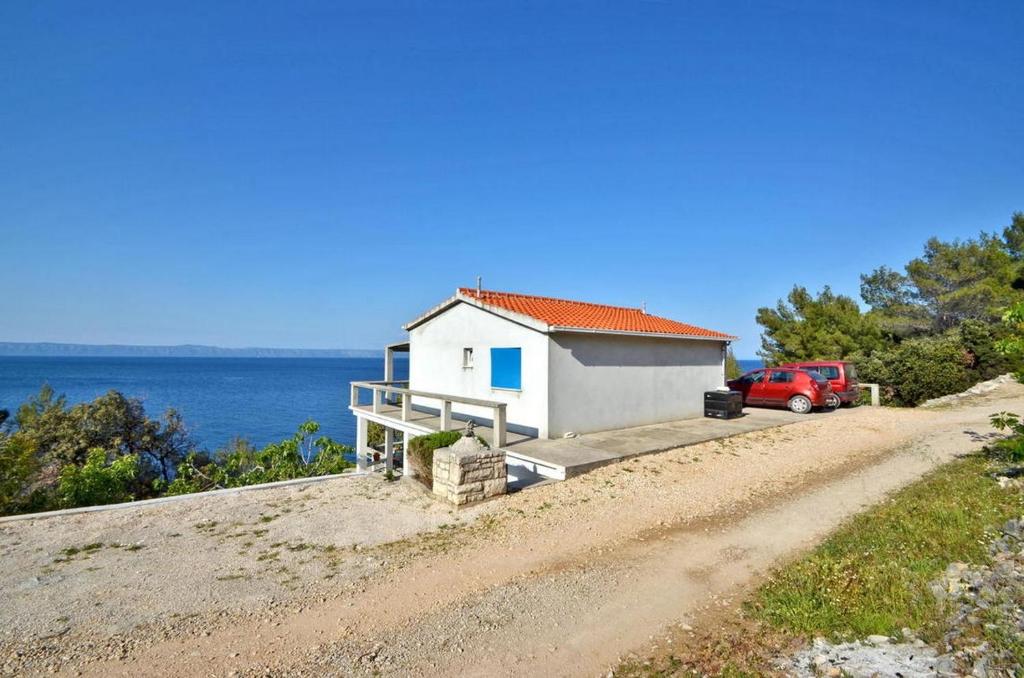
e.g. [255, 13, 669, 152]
[462, 347, 474, 368]
[769, 370, 795, 383]
[490, 347, 521, 390]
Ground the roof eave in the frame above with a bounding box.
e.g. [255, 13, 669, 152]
[402, 293, 461, 331]
[549, 325, 738, 342]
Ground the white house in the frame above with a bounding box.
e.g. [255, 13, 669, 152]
[350, 288, 736, 473]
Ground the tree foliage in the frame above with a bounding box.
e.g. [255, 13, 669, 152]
[57, 448, 139, 509]
[856, 334, 973, 406]
[904, 234, 1018, 331]
[994, 301, 1024, 381]
[15, 386, 191, 492]
[0, 387, 352, 516]
[988, 294, 1024, 462]
[166, 420, 352, 495]
[859, 266, 931, 338]
[1001, 212, 1024, 261]
[725, 348, 743, 380]
[959, 319, 1021, 381]
[0, 431, 38, 514]
[756, 286, 883, 365]
[758, 213, 1024, 405]
[860, 218, 1024, 337]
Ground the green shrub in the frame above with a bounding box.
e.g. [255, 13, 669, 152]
[407, 430, 489, 486]
[989, 412, 1024, 462]
[961, 319, 1023, 380]
[407, 431, 463, 486]
[58, 448, 139, 509]
[15, 385, 192, 498]
[167, 420, 353, 495]
[725, 348, 743, 380]
[0, 432, 38, 514]
[856, 333, 973, 406]
[367, 421, 385, 448]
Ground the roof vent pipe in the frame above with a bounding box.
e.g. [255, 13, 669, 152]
[641, 301, 647, 314]
[476, 276, 482, 296]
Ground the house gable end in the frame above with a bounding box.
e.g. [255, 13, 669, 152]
[404, 291, 549, 335]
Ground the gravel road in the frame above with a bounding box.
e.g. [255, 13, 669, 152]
[2, 381, 1021, 676]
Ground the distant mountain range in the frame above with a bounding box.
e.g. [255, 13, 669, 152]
[0, 342, 388, 359]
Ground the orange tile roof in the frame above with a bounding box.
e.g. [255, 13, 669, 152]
[457, 288, 735, 340]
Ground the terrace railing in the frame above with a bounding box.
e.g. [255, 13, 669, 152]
[350, 380, 508, 447]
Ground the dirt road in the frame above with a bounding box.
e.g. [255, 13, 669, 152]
[4, 383, 1021, 676]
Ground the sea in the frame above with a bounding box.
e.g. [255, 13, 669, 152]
[738, 359, 763, 373]
[0, 355, 762, 451]
[0, 356, 408, 451]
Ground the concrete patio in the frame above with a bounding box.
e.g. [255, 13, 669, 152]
[502, 406, 850, 482]
[351, 397, 853, 483]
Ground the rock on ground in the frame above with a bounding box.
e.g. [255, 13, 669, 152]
[920, 374, 1016, 409]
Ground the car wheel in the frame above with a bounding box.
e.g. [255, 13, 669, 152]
[825, 395, 840, 409]
[788, 395, 813, 414]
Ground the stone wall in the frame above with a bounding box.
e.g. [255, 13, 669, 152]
[432, 446, 507, 506]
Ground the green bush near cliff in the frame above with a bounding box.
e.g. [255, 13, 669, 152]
[0, 385, 353, 515]
[166, 420, 352, 495]
[57, 448, 138, 508]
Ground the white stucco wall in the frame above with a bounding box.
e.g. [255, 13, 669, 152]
[546, 333, 726, 436]
[408, 302, 550, 437]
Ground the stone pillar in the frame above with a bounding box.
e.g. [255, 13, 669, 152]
[432, 422, 507, 506]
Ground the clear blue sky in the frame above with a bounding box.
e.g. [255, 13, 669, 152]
[1, 2, 1021, 357]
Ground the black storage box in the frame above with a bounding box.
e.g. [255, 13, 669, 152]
[704, 390, 743, 419]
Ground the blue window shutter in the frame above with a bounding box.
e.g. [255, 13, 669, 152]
[490, 348, 522, 390]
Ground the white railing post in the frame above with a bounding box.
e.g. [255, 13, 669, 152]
[403, 430, 415, 479]
[493, 404, 507, 448]
[402, 392, 412, 421]
[441, 400, 452, 431]
[384, 427, 394, 473]
[355, 416, 368, 471]
[349, 382, 515, 448]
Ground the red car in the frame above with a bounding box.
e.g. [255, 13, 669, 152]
[781, 361, 860, 405]
[727, 367, 838, 414]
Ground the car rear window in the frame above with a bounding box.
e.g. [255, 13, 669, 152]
[844, 363, 858, 380]
[806, 371, 830, 385]
[812, 365, 840, 379]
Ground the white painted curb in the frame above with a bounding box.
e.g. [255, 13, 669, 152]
[0, 471, 370, 524]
